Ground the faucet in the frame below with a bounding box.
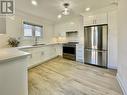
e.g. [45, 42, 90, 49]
[35, 36, 38, 45]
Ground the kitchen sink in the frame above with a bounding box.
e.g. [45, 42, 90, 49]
[32, 44, 45, 46]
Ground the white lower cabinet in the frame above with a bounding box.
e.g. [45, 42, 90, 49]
[32, 48, 42, 66]
[20, 45, 57, 68]
[76, 44, 84, 63]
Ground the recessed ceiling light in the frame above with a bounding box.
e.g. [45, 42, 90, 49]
[70, 22, 74, 25]
[88, 16, 94, 18]
[31, 0, 38, 6]
[85, 8, 90, 11]
[57, 14, 62, 19]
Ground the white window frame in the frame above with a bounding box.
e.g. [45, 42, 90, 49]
[23, 22, 43, 37]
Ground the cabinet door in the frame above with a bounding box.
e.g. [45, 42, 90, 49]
[83, 13, 108, 26]
[32, 48, 42, 65]
[20, 48, 33, 67]
[40, 47, 47, 61]
[83, 15, 94, 26]
[76, 44, 84, 63]
[95, 13, 108, 25]
[44, 46, 57, 60]
[76, 52, 84, 63]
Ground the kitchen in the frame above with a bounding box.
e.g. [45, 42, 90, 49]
[0, 0, 127, 95]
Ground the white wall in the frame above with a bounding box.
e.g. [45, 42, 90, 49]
[54, 15, 84, 44]
[117, 0, 127, 94]
[0, 10, 55, 48]
[108, 10, 118, 69]
[55, 8, 118, 69]
[0, 17, 6, 34]
[81, 5, 118, 16]
[54, 15, 84, 56]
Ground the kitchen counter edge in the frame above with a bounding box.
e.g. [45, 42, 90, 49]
[0, 48, 30, 63]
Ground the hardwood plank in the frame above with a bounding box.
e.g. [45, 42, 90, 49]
[28, 57, 123, 95]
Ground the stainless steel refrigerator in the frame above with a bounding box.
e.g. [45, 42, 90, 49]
[84, 24, 108, 67]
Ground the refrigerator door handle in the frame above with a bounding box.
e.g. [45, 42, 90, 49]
[85, 49, 93, 51]
[96, 50, 107, 52]
[85, 49, 90, 52]
[94, 26, 98, 49]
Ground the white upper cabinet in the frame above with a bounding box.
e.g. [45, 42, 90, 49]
[83, 13, 108, 26]
[95, 13, 108, 25]
[83, 15, 94, 26]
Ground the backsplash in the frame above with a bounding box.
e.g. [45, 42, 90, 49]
[0, 35, 9, 48]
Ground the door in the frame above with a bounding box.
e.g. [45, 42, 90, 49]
[63, 46, 76, 60]
[84, 49, 107, 67]
[95, 50, 107, 67]
[94, 25, 108, 50]
[84, 26, 95, 49]
[84, 49, 96, 65]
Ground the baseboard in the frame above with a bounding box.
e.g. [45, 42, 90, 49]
[116, 73, 127, 95]
[28, 55, 59, 69]
[108, 64, 117, 69]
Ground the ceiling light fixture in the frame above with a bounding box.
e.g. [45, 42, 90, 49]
[62, 3, 70, 15]
[57, 3, 71, 19]
[70, 22, 74, 25]
[57, 14, 62, 19]
[31, 0, 38, 6]
[85, 7, 90, 11]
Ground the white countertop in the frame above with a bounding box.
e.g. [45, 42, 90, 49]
[0, 43, 59, 63]
[17, 43, 59, 49]
[0, 48, 30, 63]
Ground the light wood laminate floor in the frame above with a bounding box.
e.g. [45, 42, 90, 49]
[28, 57, 122, 95]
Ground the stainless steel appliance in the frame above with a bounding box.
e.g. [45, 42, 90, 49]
[84, 24, 108, 67]
[63, 42, 78, 61]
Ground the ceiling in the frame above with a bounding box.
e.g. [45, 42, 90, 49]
[15, 0, 116, 21]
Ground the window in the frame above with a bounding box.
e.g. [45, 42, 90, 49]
[23, 22, 43, 37]
[24, 24, 33, 37]
[35, 26, 42, 37]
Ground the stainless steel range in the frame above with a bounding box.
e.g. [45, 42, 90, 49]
[63, 42, 78, 61]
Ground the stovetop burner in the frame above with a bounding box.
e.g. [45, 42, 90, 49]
[63, 42, 79, 47]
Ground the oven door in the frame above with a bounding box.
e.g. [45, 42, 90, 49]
[63, 46, 76, 61]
